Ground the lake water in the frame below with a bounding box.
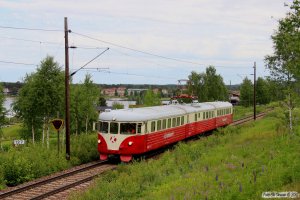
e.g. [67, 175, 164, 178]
[3, 97, 15, 117]
[3, 97, 137, 111]
[3, 98, 168, 116]
[106, 99, 136, 109]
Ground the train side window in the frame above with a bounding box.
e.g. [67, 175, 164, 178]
[157, 120, 162, 131]
[145, 123, 148, 133]
[177, 117, 180, 126]
[120, 123, 136, 134]
[162, 119, 167, 129]
[99, 122, 108, 133]
[206, 112, 209, 119]
[172, 118, 176, 127]
[195, 113, 197, 121]
[137, 123, 142, 134]
[168, 119, 171, 128]
[151, 121, 156, 132]
[181, 116, 184, 125]
[110, 122, 119, 134]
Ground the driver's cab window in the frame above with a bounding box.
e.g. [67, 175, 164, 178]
[120, 123, 136, 134]
[99, 121, 108, 133]
[110, 122, 119, 134]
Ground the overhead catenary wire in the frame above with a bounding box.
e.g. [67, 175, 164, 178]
[0, 25, 62, 32]
[70, 47, 110, 76]
[0, 36, 62, 45]
[71, 31, 205, 66]
[0, 25, 253, 70]
[80, 69, 178, 80]
[71, 31, 253, 69]
[0, 60, 37, 66]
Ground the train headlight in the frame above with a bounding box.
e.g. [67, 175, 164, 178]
[128, 141, 133, 146]
[98, 139, 101, 144]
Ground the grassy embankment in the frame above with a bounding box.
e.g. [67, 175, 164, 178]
[72, 107, 300, 200]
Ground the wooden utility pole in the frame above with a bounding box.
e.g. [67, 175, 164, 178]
[253, 62, 256, 120]
[64, 17, 70, 160]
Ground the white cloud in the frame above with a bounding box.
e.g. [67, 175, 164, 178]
[0, 0, 289, 84]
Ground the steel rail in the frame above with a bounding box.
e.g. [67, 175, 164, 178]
[0, 160, 108, 199]
[31, 175, 96, 200]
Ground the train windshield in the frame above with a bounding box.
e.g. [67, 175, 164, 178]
[99, 122, 108, 133]
[120, 123, 136, 134]
[110, 122, 118, 134]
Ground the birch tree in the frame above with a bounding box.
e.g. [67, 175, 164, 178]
[14, 56, 64, 144]
[265, 0, 300, 133]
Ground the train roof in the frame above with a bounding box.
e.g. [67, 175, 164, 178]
[99, 101, 232, 122]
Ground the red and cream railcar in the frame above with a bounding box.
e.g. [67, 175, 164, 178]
[97, 101, 233, 162]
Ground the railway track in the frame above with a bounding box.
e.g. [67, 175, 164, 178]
[0, 160, 116, 200]
[231, 110, 271, 126]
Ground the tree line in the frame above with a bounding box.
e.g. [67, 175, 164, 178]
[12, 56, 100, 145]
[187, 66, 228, 102]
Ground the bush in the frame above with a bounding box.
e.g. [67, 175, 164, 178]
[1, 145, 70, 186]
[71, 134, 98, 164]
[0, 132, 99, 187]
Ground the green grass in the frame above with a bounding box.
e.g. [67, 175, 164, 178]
[71, 109, 300, 200]
[233, 104, 272, 120]
[2, 124, 22, 139]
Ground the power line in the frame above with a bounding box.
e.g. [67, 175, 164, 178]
[0, 25, 62, 32]
[0, 60, 37, 66]
[0, 36, 62, 45]
[80, 69, 178, 80]
[71, 32, 252, 69]
[71, 31, 205, 66]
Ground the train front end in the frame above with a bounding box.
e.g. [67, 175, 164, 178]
[97, 109, 146, 162]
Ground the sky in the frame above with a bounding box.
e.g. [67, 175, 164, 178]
[0, 0, 290, 85]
